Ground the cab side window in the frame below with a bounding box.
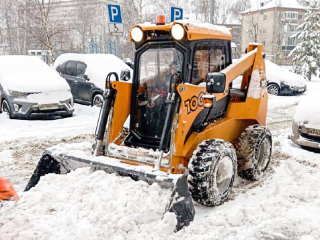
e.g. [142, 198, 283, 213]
[191, 42, 229, 85]
[65, 61, 77, 76]
[76, 62, 87, 78]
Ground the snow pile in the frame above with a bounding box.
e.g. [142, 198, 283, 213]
[54, 54, 133, 90]
[171, 159, 320, 240]
[0, 168, 177, 240]
[293, 91, 320, 128]
[0, 56, 70, 93]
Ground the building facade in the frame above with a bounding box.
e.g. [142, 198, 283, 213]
[241, 0, 306, 65]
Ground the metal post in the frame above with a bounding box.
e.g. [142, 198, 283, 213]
[210, 0, 215, 24]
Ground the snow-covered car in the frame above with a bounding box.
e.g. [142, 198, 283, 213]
[266, 60, 307, 95]
[0, 56, 74, 119]
[54, 54, 133, 107]
[290, 92, 320, 150]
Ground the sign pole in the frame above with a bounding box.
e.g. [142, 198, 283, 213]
[210, 0, 215, 24]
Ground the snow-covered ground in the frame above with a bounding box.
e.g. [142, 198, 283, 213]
[1, 78, 320, 239]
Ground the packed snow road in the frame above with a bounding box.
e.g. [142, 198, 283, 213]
[1, 80, 320, 239]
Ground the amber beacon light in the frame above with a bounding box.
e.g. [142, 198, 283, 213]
[156, 14, 166, 25]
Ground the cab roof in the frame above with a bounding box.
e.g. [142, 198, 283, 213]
[130, 19, 232, 42]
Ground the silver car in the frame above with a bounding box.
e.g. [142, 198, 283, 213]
[290, 93, 320, 150]
[0, 56, 74, 119]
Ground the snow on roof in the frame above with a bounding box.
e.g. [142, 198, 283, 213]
[176, 19, 232, 36]
[242, 0, 305, 14]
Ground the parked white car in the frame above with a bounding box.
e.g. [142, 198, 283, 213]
[0, 56, 74, 119]
[290, 92, 320, 150]
[54, 54, 133, 107]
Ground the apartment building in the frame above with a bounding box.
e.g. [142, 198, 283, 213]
[241, 0, 306, 65]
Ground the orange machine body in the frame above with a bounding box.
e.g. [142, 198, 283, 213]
[105, 21, 268, 174]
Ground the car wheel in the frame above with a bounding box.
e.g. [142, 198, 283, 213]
[92, 94, 103, 107]
[1, 99, 13, 119]
[267, 84, 280, 95]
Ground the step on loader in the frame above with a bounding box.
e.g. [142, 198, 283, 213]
[25, 16, 272, 230]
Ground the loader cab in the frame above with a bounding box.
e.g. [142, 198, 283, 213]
[125, 18, 232, 151]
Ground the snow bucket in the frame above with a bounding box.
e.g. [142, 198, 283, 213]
[25, 149, 195, 231]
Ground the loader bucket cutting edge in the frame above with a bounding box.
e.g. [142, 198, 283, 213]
[25, 150, 195, 231]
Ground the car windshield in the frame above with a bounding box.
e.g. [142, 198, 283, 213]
[134, 47, 183, 139]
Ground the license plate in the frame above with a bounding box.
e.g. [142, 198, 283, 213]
[308, 128, 320, 136]
[298, 88, 304, 92]
[39, 104, 59, 110]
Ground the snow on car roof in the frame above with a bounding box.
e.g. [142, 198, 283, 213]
[0, 56, 70, 92]
[294, 91, 320, 128]
[265, 60, 306, 86]
[54, 54, 133, 90]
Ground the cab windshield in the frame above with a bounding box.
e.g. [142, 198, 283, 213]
[134, 47, 183, 139]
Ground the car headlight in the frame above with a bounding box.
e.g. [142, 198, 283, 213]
[8, 90, 27, 97]
[281, 81, 290, 85]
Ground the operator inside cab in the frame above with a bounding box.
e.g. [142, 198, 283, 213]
[136, 48, 183, 138]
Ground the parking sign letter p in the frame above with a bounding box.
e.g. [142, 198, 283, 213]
[111, 6, 118, 21]
[174, 9, 181, 20]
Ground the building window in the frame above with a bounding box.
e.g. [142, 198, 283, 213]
[262, 41, 266, 46]
[287, 37, 295, 46]
[263, 15, 267, 20]
[285, 11, 298, 19]
[262, 28, 266, 34]
[298, 14, 303, 20]
[287, 24, 297, 32]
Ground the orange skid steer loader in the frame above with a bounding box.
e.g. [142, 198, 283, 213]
[26, 17, 272, 230]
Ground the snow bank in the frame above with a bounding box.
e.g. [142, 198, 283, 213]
[0, 56, 70, 93]
[294, 91, 320, 128]
[0, 168, 176, 240]
[54, 54, 133, 90]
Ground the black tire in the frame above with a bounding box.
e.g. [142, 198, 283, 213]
[188, 139, 237, 207]
[1, 99, 13, 119]
[267, 83, 280, 95]
[236, 124, 272, 181]
[92, 94, 103, 107]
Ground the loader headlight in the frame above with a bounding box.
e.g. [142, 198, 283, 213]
[171, 24, 185, 40]
[131, 27, 143, 42]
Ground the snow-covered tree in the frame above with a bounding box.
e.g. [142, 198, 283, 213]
[289, 1, 320, 80]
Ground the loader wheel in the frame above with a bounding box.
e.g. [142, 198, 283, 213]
[236, 125, 272, 181]
[188, 139, 237, 207]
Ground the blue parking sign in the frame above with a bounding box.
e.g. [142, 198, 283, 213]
[108, 4, 122, 23]
[171, 7, 183, 22]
